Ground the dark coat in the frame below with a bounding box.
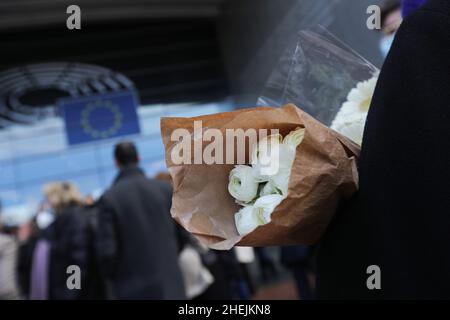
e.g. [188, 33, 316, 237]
[44, 205, 102, 300]
[17, 235, 38, 298]
[280, 246, 310, 269]
[96, 166, 185, 299]
[317, 0, 450, 299]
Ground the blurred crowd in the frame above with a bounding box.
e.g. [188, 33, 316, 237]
[0, 141, 315, 300]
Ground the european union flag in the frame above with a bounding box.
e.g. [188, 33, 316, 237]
[59, 91, 141, 145]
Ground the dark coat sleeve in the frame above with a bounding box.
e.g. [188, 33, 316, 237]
[317, 0, 450, 299]
[95, 195, 120, 279]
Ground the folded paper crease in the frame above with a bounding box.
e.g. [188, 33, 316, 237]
[161, 104, 360, 250]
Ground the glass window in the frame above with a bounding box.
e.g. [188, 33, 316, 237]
[0, 161, 15, 188]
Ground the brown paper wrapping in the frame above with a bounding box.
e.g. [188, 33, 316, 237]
[161, 104, 360, 250]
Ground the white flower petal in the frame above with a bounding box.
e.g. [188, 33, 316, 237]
[253, 194, 284, 225]
[228, 165, 259, 203]
[235, 206, 259, 236]
[260, 180, 281, 197]
[331, 75, 378, 145]
[283, 127, 305, 151]
[332, 113, 367, 145]
[251, 134, 283, 181]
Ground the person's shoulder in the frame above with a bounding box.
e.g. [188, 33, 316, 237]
[147, 178, 172, 193]
[147, 177, 168, 187]
[100, 186, 114, 200]
[399, 0, 450, 33]
[100, 178, 131, 202]
[419, 0, 450, 17]
[56, 206, 89, 227]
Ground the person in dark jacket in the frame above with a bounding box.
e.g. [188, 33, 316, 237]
[317, 0, 450, 299]
[95, 141, 185, 299]
[378, 0, 402, 57]
[35, 182, 102, 300]
[17, 220, 40, 298]
[281, 246, 314, 300]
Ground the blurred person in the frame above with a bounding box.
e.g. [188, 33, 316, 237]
[317, 0, 450, 299]
[17, 203, 56, 298]
[157, 171, 249, 300]
[0, 233, 21, 299]
[156, 172, 216, 300]
[95, 142, 185, 299]
[280, 246, 314, 300]
[155, 172, 172, 182]
[0, 201, 22, 300]
[16, 219, 40, 298]
[156, 171, 237, 300]
[30, 182, 103, 300]
[84, 196, 95, 207]
[234, 247, 255, 299]
[254, 247, 278, 283]
[84, 188, 103, 206]
[379, 0, 402, 57]
[175, 224, 215, 299]
[170, 225, 247, 300]
[202, 250, 242, 300]
[379, 0, 428, 58]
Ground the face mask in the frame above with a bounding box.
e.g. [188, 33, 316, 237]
[379, 33, 395, 58]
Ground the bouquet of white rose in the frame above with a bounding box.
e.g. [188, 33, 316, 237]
[159, 27, 376, 250]
[161, 104, 359, 250]
[229, 128, 305, 236]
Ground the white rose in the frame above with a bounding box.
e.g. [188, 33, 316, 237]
[283, 127, 305, 151]
[260, 167, 290, 196]
[234, 206, 258, 236]
[258, 128, 304, 196]
[331, 112, 367, 145]
[251, 134, 283, 181]
[269, 168, 292, 197]
[234, 194, 285, 236]
[331, 75, 378, 145]
[228, 165, 259, 203]
[260, 180, 279, 197]
[253, 194, 284, 225]
[251, 134, 301, 181]
[346, 76, 378, 112]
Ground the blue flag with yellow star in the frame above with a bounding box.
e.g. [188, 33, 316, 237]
[59, 91, 141, 145]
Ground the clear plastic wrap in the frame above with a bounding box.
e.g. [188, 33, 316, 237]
[258, 26, 379, 126]
[159, 27, 377, 250]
